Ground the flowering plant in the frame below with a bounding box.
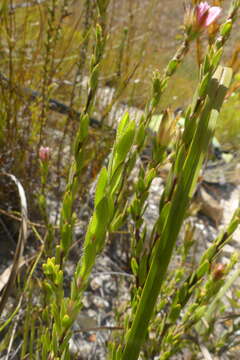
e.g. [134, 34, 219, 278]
[39, 146, 51, 161]
[196, 1, 222, 28]
[184, 1, 222, 39]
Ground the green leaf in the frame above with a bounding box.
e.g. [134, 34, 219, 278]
[227, 217, 240, 235]
[61, 223, 72, 254]
[135, 123, 146, 146]
[156, 201, 171, 236]
[168, 304, 181, 322]
[174, 143, 186, 176]
[84, 197, 109, 254]
[116, 344, 123, 360]
[115, 120, 136, 160]
[151, 73, 161, 107]
[138, 253, 148, 286]
[89, 197, 109, 240]
[110, 209, 127, 231]
[145, 168, 156, 188]
[201, 53, 211, 76]
[79, 242, 96, 280]
[193, 305, 207, 322]
[116, 112, 130, 140]
[95, 167, 108, 207]
[62, 314, 71, 329]
[131, 258, 139, 277]
[136, 177, 145, 193]
[79, 114, 89, 140]
[220, 21, 232, 37]
[197, 260, 210, 278]
[198, 72, 211, 97]
[51, 304, 61, 336]
[178, 283, 188, 305]
[200, 244, 217, 263]
[110, 120, 135, 176]
[62, 192, 73, 222]
[166, 59, 178, 76]
[107, 194, 115, 221]
[90, 64, 100, 91]
[52, 324, 58, 354]
[211, 48, 223, 69]
[109, 162, 123, 195]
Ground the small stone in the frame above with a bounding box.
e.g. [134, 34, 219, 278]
[92, 296, 109, 309]
[82, 296, 91, 308]
[90, 276, 103, 291]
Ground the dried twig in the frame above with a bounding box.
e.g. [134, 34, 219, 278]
[199, 344, 213, 360]
[0, 207, 57, 229]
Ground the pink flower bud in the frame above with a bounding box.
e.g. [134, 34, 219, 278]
[39, 146, 51, 161]
[212, 263, 225, 281]
[196, 2, 222, 28]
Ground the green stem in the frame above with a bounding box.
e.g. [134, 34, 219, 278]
[121, 66, 232, 360]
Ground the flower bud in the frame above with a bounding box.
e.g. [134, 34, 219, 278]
[212, 263, 225, 281]
[157, 109, 177, 148]
[39, 146, 51, 161]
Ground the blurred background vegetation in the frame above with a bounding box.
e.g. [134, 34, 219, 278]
[1, 0, 239, 149]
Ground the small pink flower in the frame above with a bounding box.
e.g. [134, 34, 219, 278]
[39, 146, 51, 161]
[196, 2, 222, 28]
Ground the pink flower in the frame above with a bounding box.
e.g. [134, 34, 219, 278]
[39, 146, 51, 161]
[196, 2, 222, 28]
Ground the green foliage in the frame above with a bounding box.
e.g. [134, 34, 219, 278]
[0, 0, 240, 359]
